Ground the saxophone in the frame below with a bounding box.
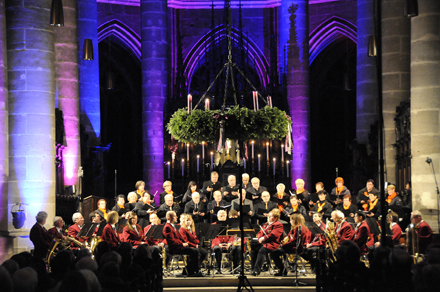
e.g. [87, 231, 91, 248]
[324, 219, 338, 263]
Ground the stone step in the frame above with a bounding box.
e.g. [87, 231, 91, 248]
[164, 286, 316, 292]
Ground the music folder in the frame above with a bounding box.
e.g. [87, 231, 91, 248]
[233, 202, 251, 214]
[142, 203, 159, 211]
[145, 225, 165, 240]
[213, 204, 231, 214]
[77, 223, 99, 238]
[257, 208, 269, 216]
[306, 222, 325, 235]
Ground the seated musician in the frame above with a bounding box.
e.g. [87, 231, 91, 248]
[179, 214, 208, 267]
[250, 209, 283, 276]
[207, 190, 229, 222]
[112, 194, 128, 219]
[202, 171, 223, 201]
[272, 183, 290, 212]
[157, 194, 180, 223]
[125, 192, 138, 211]
[246, 177, 267, 204]
[293, 178, 311, 206]
[101, 211, 120, 250]
[184, 192, 206, 223]
[352, 211, 370, 255]
[336, 194, 357, 222]
[254, 191, 277, 224]
[388, 211, 402, 246]
[121, 211, 145, 248]
[95, 199, 108, 221]
[134, 180, 146, 201]
[410, 210, 433, 254]
[330, 177, 350, 206]
[271, 213, 310, 276]
[310, 191, 332, 220]
[144, 213, 166, 248]
[356, 179, 379, 209]
[212, 210, 234, 274]
[183, 181, 207, 205]
[303, 213, 326, 272]
[48, 216, 67, 240]
[385, 184, 403, 207]
[162, 211, 201, 276]
[160, 180, 174, 205]
[231, 189, 253, 223]
[29, 211, 53, 259]
[284, 195, 308, 220]
[331, 210, 354, 244]
[223, 175, 240, 202]
[68, 212, 86, 243]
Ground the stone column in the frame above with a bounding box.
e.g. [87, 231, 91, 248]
[55, 0, 80, 186]
[410, 0, 440, 232]
[280, 0, 310, 187]
[4, 0, 55, 253]
[0, 0, 9, 260]
[141, 0, 168, 202]
[382, 0, 410, 184]
[77, 0, 100, 146]
[357, 0, 378, 144]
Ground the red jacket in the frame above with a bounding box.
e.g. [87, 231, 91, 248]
[122, 224, 144, 248]
[179, 227, 200, 248]
[67, 224, 87, 243]
[102, 224, 119, 249]
[418, 220, 433, 254]
[391, 223, 402, 245]
[336, 220, 354, 243]
[282, 226, 310, 253]
[310, 222, 326, 247]
[257, 220, 283, 250]
[163, 222, 185, 253]
[48, 227, 66, 240]
[29, 223, 53, 258]
[353, 220, 370, 255]
[144, 224, 167, 246]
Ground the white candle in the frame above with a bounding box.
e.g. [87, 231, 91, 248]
[268, 95, 272, 108]
[202, 142, 205, 160]
[286, 160, 290, 178]
[197, 155, 200, 173]
[253, 91, 258, 112]
[258, 154, 261, 172]
[243, 158, 246, 170]
[273, 158, 276, 176]
[186, 143, 190, 161]
[251, 141, 254, 159]
[210, 151, 213, 170]
[205, 98, 210, 110]
[167, 162, 170, 178]
[266, 142, 269, 163]
[182, 159, 185, 177]
[188, 94, 192, 114]
[281, 144, 284, 162]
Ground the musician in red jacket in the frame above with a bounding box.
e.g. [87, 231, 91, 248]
[271, 213, 309, 276]
[101, 211, 120, 250]
[179, 214, 208, 267]
[250, 209, 283, 276]
[29, 211, 53, 259]
[388, 211, 402, 246]
[331, 210, 354, 244]
[144, 213, 166, 247]
[353, 211, 370, 255]
[162, 211, 200, 276]
[48, 216, 67, 240]
[68, 212, 87, 247]
[211, 210, 234, 274]
[410, 210, 433, 254]
[122, 211, 146, 248]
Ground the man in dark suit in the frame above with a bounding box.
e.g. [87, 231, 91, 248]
[184, 192, 206, 223]
[162, 211, 200, 276]
[29, 211, 53, 259]
[202, 171, 223, 201]
[246, 177, 268, 204]
[157, 194, 180, 223]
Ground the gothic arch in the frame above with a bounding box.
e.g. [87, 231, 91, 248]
[309, 16, 357, 64]
[183, 25, 270, 89]
[98, 19, 141, 61]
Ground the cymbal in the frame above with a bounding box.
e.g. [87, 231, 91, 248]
[420, 209, 440, 216]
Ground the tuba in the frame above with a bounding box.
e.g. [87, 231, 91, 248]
[88, 235, 102, 257]
[406, 223, 419, 263]
[46, 238, 62, 266]
[324, 219, 338, 263]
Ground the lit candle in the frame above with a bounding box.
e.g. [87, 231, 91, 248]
[258, 154, 261, 172]
[188, 94, 192, 114]
[186, 143, 190, 161]
[197, 155, 200, 173]
[281, 144, 284, 162]
[210, 151, 214, 170]
[205, 98, 210, 110]
[268, 95, 272, 108]
[273, 158, 276, 176]
[167, 161, 170, 178]
[266, 142, 269, 163]
[286, 160, 290, 178]
[252, 91, 258, 112]
[182, 159, 185, 177]
[251, 140, 254, 159]
[202, 142, 205, 160]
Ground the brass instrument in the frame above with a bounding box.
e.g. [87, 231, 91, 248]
[46, 238, 63, 266]
[88, 235, 101, 257]
[66, 235, 88, 249]
[406, 223, 420, 263]
[324, 219, 338, 263]
[281, 235, 290, 245]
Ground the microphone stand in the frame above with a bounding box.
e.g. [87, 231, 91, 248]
[426, 158, 440, 234]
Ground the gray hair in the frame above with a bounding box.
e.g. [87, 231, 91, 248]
[164, 194, 174, 201]
[53, 216, 62, 225]
[242, 173, 250, 179]
[251, 177, 260, 183]
[332, 210, 345, 220]
[72, 212, 82, 223]
[35, 211, 48, 223]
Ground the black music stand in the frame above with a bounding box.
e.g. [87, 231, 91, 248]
[205, 223, 226, 277]
[145, 225, 165, 241]
[77, 223, 99, 238]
